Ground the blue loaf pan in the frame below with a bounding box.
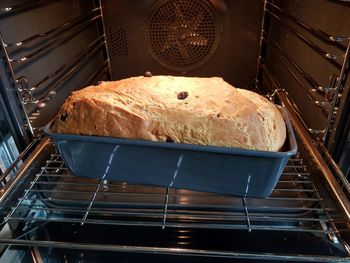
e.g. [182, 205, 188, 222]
[44, 107, 297, 198]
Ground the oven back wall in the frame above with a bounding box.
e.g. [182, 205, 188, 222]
[102, 0, 264, 88]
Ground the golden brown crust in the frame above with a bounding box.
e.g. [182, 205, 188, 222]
[53, 76, 286, 151]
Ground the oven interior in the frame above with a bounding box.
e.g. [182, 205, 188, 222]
[0, 0, 350, 262]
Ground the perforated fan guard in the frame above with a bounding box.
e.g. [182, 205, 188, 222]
[109, 26, 128, 57]
[145, 0, 222, 71]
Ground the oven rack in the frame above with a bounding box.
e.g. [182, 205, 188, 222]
[2, 150, 341, 236]
[1, 144, 349, 262]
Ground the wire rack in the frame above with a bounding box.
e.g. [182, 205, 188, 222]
[3, 151, 340, 238]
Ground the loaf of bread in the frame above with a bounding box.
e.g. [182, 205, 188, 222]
[53, 76, 286, 151]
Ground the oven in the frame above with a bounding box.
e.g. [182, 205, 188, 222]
[0, 0, 350, 262]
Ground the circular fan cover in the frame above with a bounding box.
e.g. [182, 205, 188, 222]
[147, 0, 221, 71]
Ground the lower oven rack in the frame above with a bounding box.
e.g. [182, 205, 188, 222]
[0, 143, 349, 262]
[2, 152, 338, 232]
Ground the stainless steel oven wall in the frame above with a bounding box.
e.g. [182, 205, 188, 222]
[0, 0, 109, 139]
[263, 0, 350, 145]
[0, 94, 21, 176]
[102, 0, 264, 88]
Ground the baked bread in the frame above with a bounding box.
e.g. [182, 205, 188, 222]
[53, 76, 286, 151]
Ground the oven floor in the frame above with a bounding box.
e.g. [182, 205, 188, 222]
[0, 248, 342, 263]
[1, 222, 345, 262]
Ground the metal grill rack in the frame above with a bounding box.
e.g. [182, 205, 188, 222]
[1, 148, 349, 261]
[3, 151, 340, 235]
